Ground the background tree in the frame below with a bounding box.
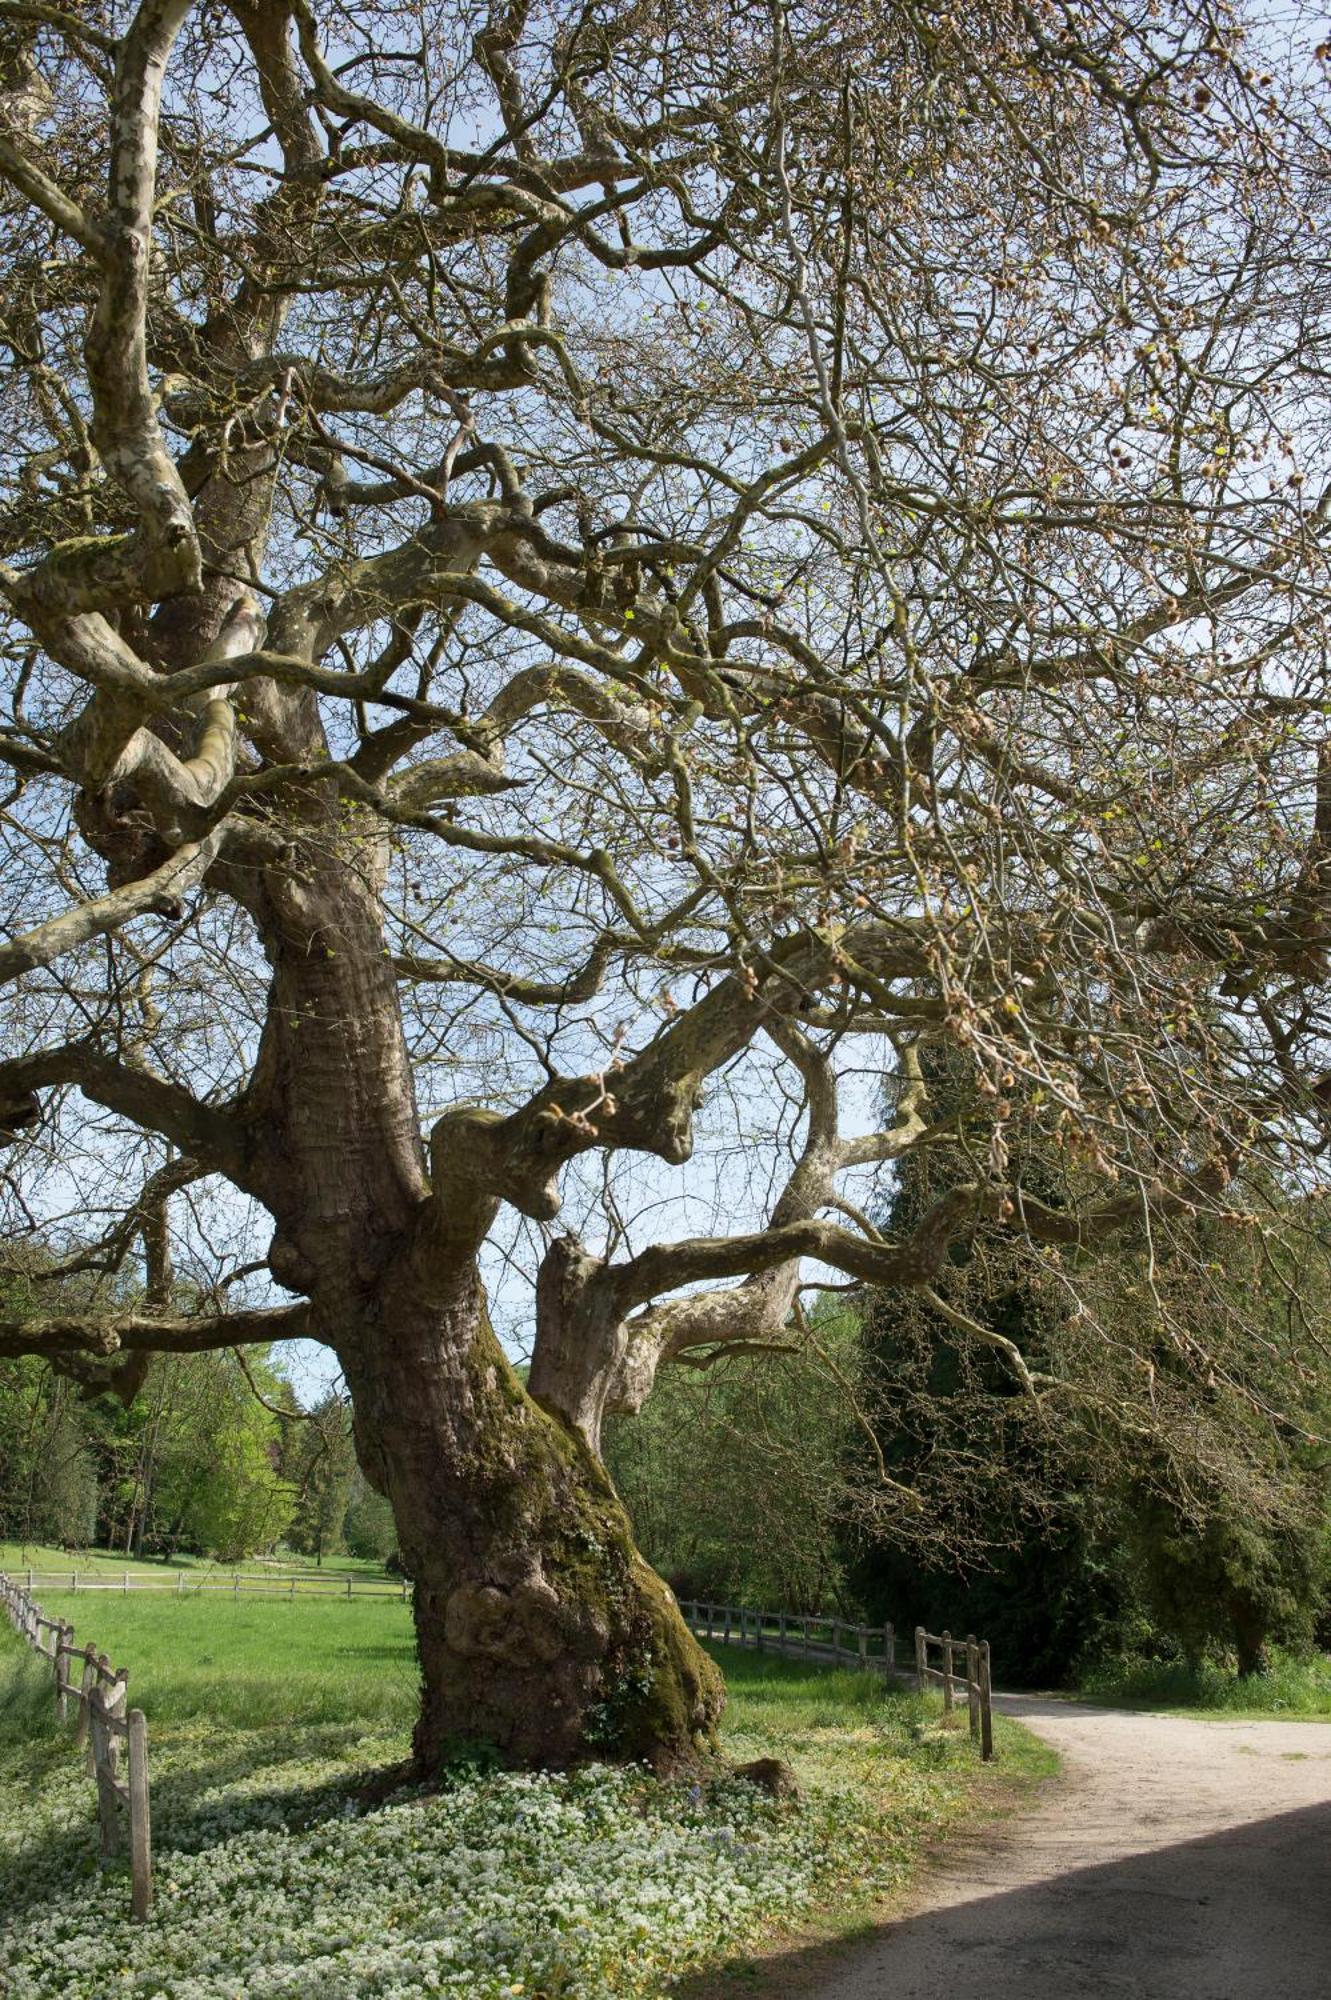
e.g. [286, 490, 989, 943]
[0, 1355, 99, 1546]
[3, 0, 1331, 1770]
[851, 1056, 1331, 1681]
[130, 1347, 294, 1559]
[343, 1471, 400, 1567]
[606, 1305, 860, 1613]
[283, 1390, 357, 1567]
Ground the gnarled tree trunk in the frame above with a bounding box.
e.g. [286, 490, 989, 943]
[342, 1269, 723, 1771]
[242, 836, 722, 1772]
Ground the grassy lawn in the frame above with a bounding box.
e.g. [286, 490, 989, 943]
[1076, 1647, 1331, 1720]
[0, 1540, 395, 1582]
[20, 1589, 420, 1730]
[0, 1599, 1054, 1998]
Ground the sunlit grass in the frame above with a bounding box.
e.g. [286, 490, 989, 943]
[21, 1590, 421, 1731]
[713, 1642, 1059, 1783]
[0, 1603, 1056, 1997]
[1079, 1646, 1331, 1718]
[0, 1539, 393, 1580]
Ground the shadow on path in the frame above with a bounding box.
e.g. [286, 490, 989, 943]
[675, 1798, 1331, 1999]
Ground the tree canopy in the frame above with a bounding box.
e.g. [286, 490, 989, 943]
[2, 0, 1331, 1768]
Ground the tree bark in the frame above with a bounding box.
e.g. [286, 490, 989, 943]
[244, 833, 723, 1772]
[342, 1268, 723, 1772]
[1230, 1595, 1271, 1679]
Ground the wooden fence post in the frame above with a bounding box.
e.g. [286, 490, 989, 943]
[76, 1651, 95, 1754]
[885, 1622, 895, 1671]
[915, 1625, 927, 1692]
[979, 1640, 994, 1761]
[128, 1709, 152, 1922]
[966, 1636, 980, 1744]
[858, 1627, 868, 1671]
[942, 1631, 954, 1714]
[55, 1622, 72, 1722]
[723, 1604, 731, 1643]
[90, 1685, 121, 1859]
[778, 1610, 787, 1649]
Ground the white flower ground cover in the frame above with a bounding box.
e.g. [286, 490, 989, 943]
[0, 1716, 898, 1999]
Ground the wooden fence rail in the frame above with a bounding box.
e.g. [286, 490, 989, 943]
[680, 1600, 896, 1671]
[680, 1600, 994, 1760]
[12, 1568, 412, 1601]
[913, 1625, 994, 1759]
[0, 1572, 152, 1919]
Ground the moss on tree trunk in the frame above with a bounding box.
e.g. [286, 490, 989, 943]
[340, 1267, 725, 1773]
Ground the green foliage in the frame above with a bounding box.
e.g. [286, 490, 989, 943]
[1073, 1209, 1331, 1678]
[1118, 1486, 1330, 1677]
[849, 1046, 1331, 1686]
[0, 1358, 98, 1548]
[1080, 1645, 1331, 1716]
[342, 1476, 397, 1564]
[281, 1392, 358, 1565]
[0, 1265, 101, 1548]
[131, 1350, 295, 1561]
[605, 1308, 862, 1612]
[0, 1269, 297, 1562]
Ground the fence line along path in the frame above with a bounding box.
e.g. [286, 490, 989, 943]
[681, 1600, 994, 1760]
[14, 1567, 412, 1601]
[914, 1624, 994, 1760]
[1, 1571, 153, 1920]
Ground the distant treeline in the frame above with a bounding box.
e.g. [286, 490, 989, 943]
[0, 1265, 393, 1566]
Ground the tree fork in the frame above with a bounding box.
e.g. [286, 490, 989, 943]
[246, 841, 722, 1771]
[340, 1266, 724, 1773]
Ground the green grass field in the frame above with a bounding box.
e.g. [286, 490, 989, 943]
[0, 1539, 394, 1582]
[0, 1589, 1054, 1997]
[22, 1588, 420, 1729]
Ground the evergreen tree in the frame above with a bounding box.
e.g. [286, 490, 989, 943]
[851, 1050, 1331, 1682]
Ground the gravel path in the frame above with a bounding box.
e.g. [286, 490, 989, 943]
[815, 1694, 1331, 1999]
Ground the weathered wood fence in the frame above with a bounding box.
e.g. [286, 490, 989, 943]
[0, 1571, 152, 1919]
[914, 1624, 993, 1759]
[681, 1599, 896, 1673]
[12, 1567, 411, 1600]
[681, 1599, 994, 1760]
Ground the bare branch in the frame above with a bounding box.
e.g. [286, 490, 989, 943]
[0, 1301, 315, 1361]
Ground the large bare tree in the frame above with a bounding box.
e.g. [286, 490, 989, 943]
[2, 0, 1331, 1770]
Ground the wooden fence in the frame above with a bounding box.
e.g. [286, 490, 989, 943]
[681, 1599, 994, 1760]
[681, 1599, 896, 1673]
[914, 1624, 994, 1759]
[12, 1567, 411, 1600]
[0, 1571, 153, 1919]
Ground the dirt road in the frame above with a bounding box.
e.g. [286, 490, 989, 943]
[813, 1695, 1331, 2000]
